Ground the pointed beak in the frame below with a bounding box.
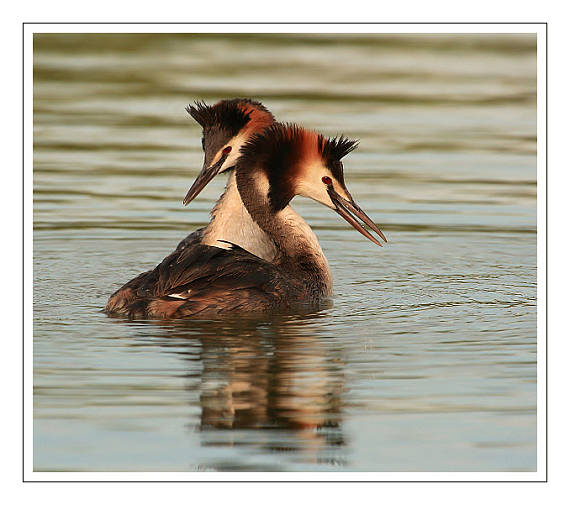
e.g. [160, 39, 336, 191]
[327, 186, 387, 247]
[183, 153, 229, 206]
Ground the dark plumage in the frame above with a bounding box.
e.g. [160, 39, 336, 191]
[318, 134, 359, 162]
[239, 123, 305, 212]
[105, 235, 314, 319]
[186, 98, 274, 136]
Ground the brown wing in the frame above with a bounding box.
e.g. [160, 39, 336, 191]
[105, 228, 204, 314]
[105, 235, 306, 319]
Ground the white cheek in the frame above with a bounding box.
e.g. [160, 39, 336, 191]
[296, 179, 334, 209]
[223, 149, 240, 169]
[295, 164, 337, 208]
[221, 134, 248, 170]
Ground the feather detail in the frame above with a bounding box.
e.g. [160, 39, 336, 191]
[186, 98, 274, 136]
[105, 238, 318, 319]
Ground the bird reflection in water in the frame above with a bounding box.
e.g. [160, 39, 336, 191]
[134, 310, 346, 468]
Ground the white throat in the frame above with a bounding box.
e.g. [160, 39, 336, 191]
[201, 171, 279, 262]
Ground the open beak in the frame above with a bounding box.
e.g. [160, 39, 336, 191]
[183, 152, 229, 206]
[327, 186, 387, 247]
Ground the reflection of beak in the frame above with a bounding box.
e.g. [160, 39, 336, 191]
[327, 185, 387, 247]
[183, 153, 229, 206]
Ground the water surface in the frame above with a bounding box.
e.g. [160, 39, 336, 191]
[33, 33, 537, 472]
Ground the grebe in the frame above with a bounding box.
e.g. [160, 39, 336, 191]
[181, 98, 277, 261]
[105, 123, 386, 319]
[106, 98, 275, 316]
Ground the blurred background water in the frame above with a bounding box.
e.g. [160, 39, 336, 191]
[33, 33, 537, 472]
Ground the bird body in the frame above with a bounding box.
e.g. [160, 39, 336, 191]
[105, 105, 386, 319]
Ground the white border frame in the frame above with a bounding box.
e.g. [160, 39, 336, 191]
[24, 22, 546, 482]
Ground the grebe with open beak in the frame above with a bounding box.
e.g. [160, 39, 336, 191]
[105, 123, 386, 319]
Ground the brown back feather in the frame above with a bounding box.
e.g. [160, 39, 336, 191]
[105, 237, 316, 319]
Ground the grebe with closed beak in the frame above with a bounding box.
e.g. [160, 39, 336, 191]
[106, 98, 276, 315]
[105, 122, 386, 319]
[181, 98, 277, 260]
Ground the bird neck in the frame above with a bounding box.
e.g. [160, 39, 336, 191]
[236, 168, 332, 295]
[201, 171, 278, 262]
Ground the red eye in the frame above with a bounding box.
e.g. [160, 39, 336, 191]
[223, 146, 232, 155]
[322, 176, 332, 185]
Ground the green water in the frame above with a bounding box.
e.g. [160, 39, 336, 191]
[33, 33, 537, 472]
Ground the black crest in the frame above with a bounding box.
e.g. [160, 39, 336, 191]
[318, 135, 358, 184]
[186, 98, 273, 136]
[318, 135, 359, 162]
